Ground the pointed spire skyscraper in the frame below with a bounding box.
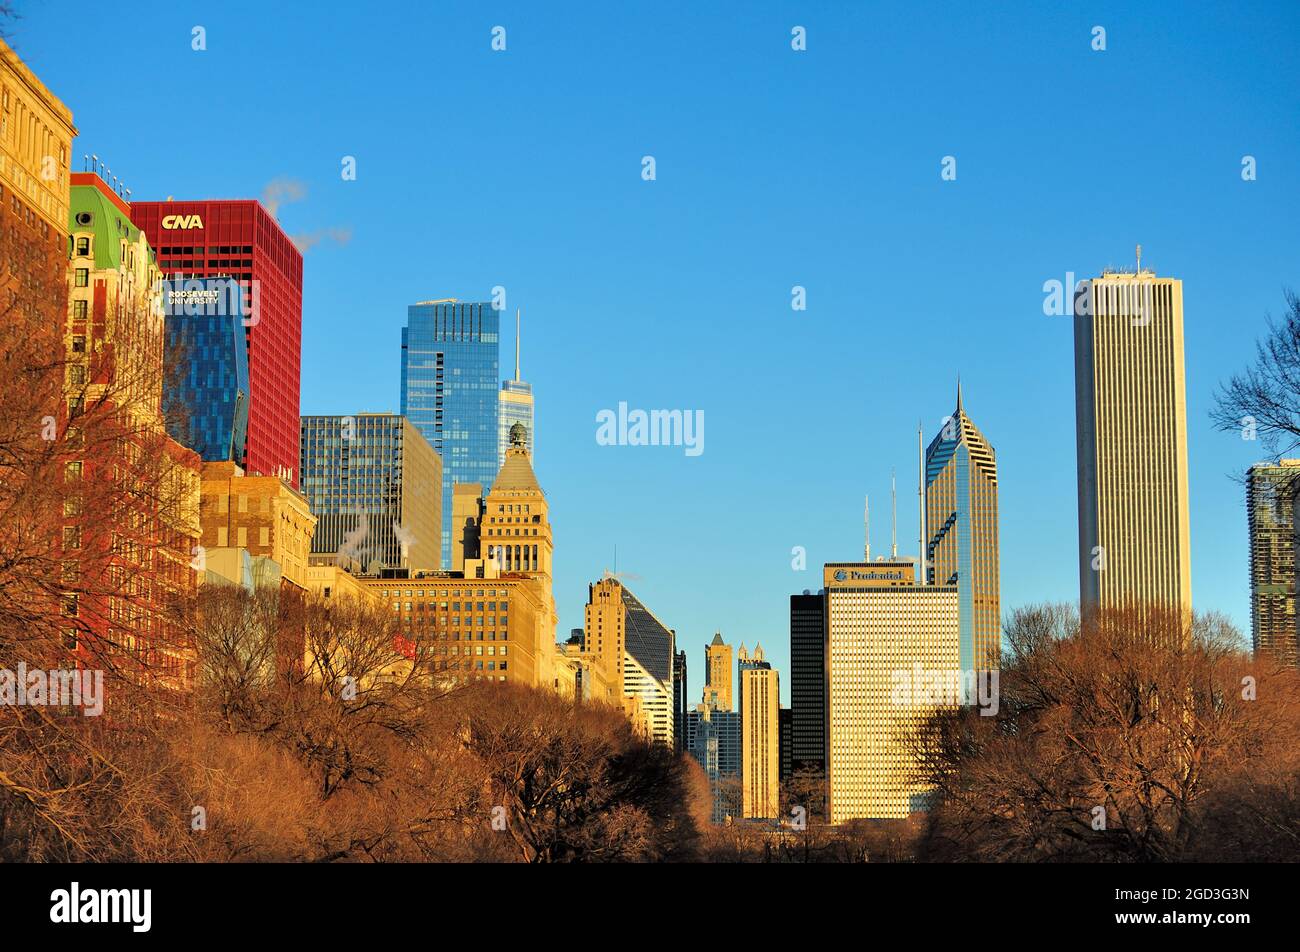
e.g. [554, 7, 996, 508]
[924, 381, 1000, 672]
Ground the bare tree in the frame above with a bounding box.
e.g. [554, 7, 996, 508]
[915, 603, 1299, 862]
[1212, 290, 1300, 459]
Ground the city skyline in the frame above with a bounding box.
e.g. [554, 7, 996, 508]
[10, 2, 1297, 704]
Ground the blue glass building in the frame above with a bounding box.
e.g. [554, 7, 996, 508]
[162, 277, 250, 464]
[400, 301, 499, 566]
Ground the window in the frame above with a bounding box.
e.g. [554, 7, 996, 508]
[68, 365, 85, 386]
[62, 526, 81, 549]
[71, 335, 85, 353]
[73, 300, 88, 320]
[75, 237, 89, 255]
[74, 268, 88, 287]
[64, 461, 82, 481]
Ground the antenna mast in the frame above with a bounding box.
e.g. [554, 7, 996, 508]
[890, 469, 898, 559]
[864, 494, 871, 562]
[918, 422, 927, 584]
[514, 307, 522, 382]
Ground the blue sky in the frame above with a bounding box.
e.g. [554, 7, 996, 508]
[14, 1, 1299, 703]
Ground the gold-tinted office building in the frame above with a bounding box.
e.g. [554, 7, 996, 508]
[824, 560, 959, 822]
[704, 632, 733, 711]
[925, 386, 1000, 671]
[1075, 267, 1192, 618]
[738, 643, 779, 819]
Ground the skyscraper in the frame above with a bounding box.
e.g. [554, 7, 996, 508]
[1075, 265, 1192, 618]
[132, 198, 304, 486]
[789, 591, 827, 775]
[299, 413, 441, 572]
[673, 648, 689, 753]
[499, 307, 535, 468]
[924, 383, 1000, 672]
[1247, 460, 1300, 666]
[401, 300, 501, 566]
[738, 643, 780, 820]
[824, 559, 959, 822]
[704, 632, 733, 711]
[583, 577, 675, 746]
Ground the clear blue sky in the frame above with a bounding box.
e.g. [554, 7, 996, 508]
[15, 1, 1299, 703]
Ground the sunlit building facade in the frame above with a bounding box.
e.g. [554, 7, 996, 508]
[738, 643, 780, 819]
[925, 384, 1000, 672]
[1075, 268, 1192, 620]
[824, 561, 959, 822]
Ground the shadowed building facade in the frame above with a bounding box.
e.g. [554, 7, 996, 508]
[1247, 460, 1300, 666]
[1074, 267, 1191, 620]
[790, 592, 827, 776]
[924, 384, 1000, 672]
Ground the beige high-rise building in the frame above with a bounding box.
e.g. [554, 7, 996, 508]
[1075, 265, 1192, 619]
[704, 632, 733, 711]
[738, 643, 780, 819]
[824, 561, 959, 822]
[583, 576, 675, 745]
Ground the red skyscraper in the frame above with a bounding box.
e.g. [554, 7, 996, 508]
[132, 199, 303, 487]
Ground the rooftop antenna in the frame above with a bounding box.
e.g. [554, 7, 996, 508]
[1136, 243, 1143, 273]
[91, 154, 98, 174]
[514, 307, 522, 382]
[918, 421, 927, 584]
[82, 153, 88, 172]
[891, 468, 898, 559]
[864, 494, 871, 562]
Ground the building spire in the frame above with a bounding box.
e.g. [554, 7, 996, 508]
[956, 373, 963, 413]
[514, 307, 522, 382]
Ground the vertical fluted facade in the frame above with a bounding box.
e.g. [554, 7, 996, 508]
[1075, 270, 1192, 619]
